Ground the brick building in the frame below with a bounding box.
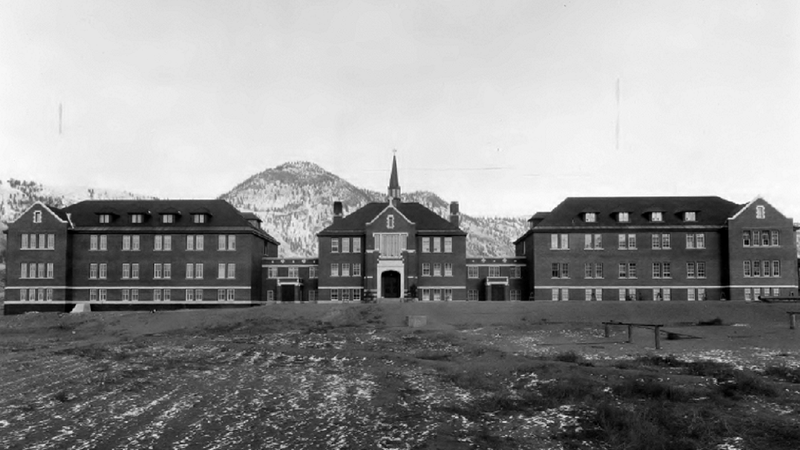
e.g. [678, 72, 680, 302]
[4, 199, 278, 314]
[514, 196, 799, 301]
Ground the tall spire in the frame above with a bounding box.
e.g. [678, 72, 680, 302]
[388, 152, 401, 201]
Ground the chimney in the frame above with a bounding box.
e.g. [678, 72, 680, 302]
[449, 201, 460, 227]
[333, 201, 343, 222]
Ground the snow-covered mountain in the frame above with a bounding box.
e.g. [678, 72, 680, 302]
[219, 161, 527, 257]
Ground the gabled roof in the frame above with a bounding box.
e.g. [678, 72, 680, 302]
[62, 199, 279, 244]
[319, 201, 465, 235]
[9, 201, 69, 224]
[531, 196, 742, 228]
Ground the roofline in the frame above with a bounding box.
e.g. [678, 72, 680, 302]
[365, 204, 416, 226]
[728, 196, 759, 221]
[9, 201, 68, 225]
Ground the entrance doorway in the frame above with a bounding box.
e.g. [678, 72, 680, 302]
[280, 285, 296, 302]
[381, 271, 401, 298]
[491, 285, 505, 301]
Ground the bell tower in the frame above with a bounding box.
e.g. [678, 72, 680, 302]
[387, 152, 401, 202]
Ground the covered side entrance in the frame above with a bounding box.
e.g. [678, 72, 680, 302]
[277, 280, 302, 302]
[381, 271, 402, 298]
[484, 277, 509, 301]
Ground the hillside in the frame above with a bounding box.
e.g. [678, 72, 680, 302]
[219, 161, 527, 257]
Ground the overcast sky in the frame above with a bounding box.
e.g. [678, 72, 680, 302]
[1, 0, 798, 219]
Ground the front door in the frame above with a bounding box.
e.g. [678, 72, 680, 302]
[280, 285, 295, 302]
[381, 271, 401, 298]
[491, 285, 505, 301]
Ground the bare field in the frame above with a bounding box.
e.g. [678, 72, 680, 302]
[1, 302, 799, 449]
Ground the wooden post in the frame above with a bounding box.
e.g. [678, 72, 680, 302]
[654, 325, 661, 350]
[604, 323, 610, 338]
[627, 324, 633, 343]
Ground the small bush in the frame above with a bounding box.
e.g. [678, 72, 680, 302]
[551, 350, 582, 364]
[718, 371, 778, 399]
[53, 391, 72, 403]
[764, 365, 800, 384]
[698, 317, 724, 326]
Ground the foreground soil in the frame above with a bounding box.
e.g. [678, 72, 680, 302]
[1, 302, 799, 449]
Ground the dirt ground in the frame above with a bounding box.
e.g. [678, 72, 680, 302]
[1, 302, 799, 449]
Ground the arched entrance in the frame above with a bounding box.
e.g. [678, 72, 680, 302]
[381, 271, 402, 298]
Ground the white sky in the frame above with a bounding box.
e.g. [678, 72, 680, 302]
[1, 0, 799, 219]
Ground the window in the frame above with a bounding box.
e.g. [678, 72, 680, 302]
[651, 234, 660, 249]
[742, 231, 751, 247]
[433, 263, 442, 276]
[745, 288, 752, 302]
[192, 214, 206, 224]
[227, 289, 235, 301]
[21, 234, 29, 249]
[684, 211, 697, 222]
[331, 238, 339, 253]
[154, 235, 163, 251]
[753, 260, 761, 277]
[551, 263, 568, 279]
[122, 289, 130, 301]
[227, 235, 235, 250]
[696, 262, 706, 279]
[342, 289, 350, 302]
[122, 263, 131, 279]
[585, 212, 597, 222]
[90, 263, 98, 279]
[131, 214, 143, 224]
[421, 289, 430, 301]
[488, 266, 501, 277]
[433, 238, 441, 253]
[585, 234, 602, 250]
[47, 234, 55, 249]
[618, 212, 629, 223]
[342, 263, 351, 277]
[386, 215, 395, 229]
[218, 235, 226, 250]
[444, 263, 453, 276]
[99, 289, 107, 302]
[551, 234, 568, 250]
[20, 264, 28, 279]
[46, 263, 53, 279]
[123, 235, 131, 250]
[33, 210, 42, 223]
[696, 234, 705, 249]
[662, 262, 671, 278]
[352, 238, 361, 253]
[217, 263, 226, 279]
[422, 263, 431, 277]
[511, 267, 521, 278]
[154, 263, 163, 279]
[468, 266, 479, 278]
[99, 263, 107, 279]
[131, 263, 139, 279]
[342, 238, 350, 253]
[652, 262, 661, 278]
[657, 233, 670, 249]
[744, 261, 752, 277]
[585, 263, 593, 278]
[618, 234, 636, 249]
[267, 267, 277, 278]
[99, 214, 111, 224]
[761, 232, 770, 247]
[227, 263, 235, 279]
[771, 231, 780, 246]
[331, 263, 339, 277]
[99, 235, 107, 251]
[756, 205, 765, 219]
[353, 263, 361, 277]
[90, 235, 98, 251]
[422, 237, 430, 253]
[186, 289, 194, 301]
[162, 214, 174, 224]
[650, 211, 663, 222]
[309, 267, 318, 279]
[595, 263, 603, 279]
[330, 289, 339, 301]
[308, 290, 317, 302]
[266, 290, 274, 301]
[687, 262, 696, 278]
[628, 234, 636, 249]
[688, 289, 696, 302]
[753, 230, 761, 246]
[218, 289, 225, 301]
[377, 233, 406, 258]
[90, 289, 98, 301]
[772, 260, 780, 277]
[444, 237, 452, 253]
[287, 267, 299, 278]
[467, 289, 478, 301]
[132, 235, 140, 251]
[618, 263, 636, 279]
[195, 263, 203, 279]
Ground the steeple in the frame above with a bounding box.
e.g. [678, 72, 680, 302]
[388, 152, 401, 202]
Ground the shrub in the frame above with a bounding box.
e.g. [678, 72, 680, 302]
[764, 365, 800, 384]
[697, 317, 724, 326]
[551, 350, 582, 364]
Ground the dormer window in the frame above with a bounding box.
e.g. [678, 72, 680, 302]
[756, 205, 765, 219]
[192, 214, 206, 224]
[131, 214, 144, 224]
[584, 212, 597, 223]
[33, 211, 42, 223]
[650, 212, 663, 222]
[618, 212, 630, 223]
[162, 214, 175, 224]
[387, 215, 395, 229]
[684, 211, 697, 222]
[99, 214, 111, 224]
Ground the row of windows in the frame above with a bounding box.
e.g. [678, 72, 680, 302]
[742, 230, 780, 247]
[743, 260, 781, 278]
[17, 288, 239, 302]
[464, 289, 522, 300]
[745, 287, 780, 301]
[421, 237, 453, 253]
[330, 289, 362, 302]
[19, 263, 54, 279]
[88, 235, 237, 251]
[267, 267, 319, 278]
[20, 234, 55, 250]
[330, 238, 362, 253]
[331, 263, 362, 277]
[97, 212, 208, 225]
[422, 263, 453, 277]
[583, 211, 698, 223]
[552, 262, 706, 279]
[552, 233, 706, 250]
[467, 266, 522, 278]
[87, 263, 235, 280]
[551, 288, 707, 302]
[265, 289, 322, 301]
[419, 288, 454, 301]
